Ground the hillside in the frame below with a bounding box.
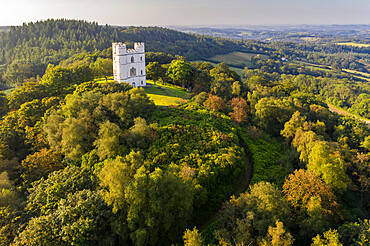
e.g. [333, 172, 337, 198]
[0, 19, 246, 66]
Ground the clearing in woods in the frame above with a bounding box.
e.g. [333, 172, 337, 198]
[336, 42, 370, 48]
[144, 81, 192, 106]
[206, 51, 269, 68]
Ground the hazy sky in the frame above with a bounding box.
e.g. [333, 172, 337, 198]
[1, 0, 369, 26]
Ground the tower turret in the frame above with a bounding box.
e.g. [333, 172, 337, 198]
[134, 42, 145, 53]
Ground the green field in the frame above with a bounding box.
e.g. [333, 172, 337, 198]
[144, 81, 192, 106]
[336, 42, 370, 48]
[207, 51, 269, 68]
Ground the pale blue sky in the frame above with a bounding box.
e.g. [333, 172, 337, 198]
[1, 0, 369, 26]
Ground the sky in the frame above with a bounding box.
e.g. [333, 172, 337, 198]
[0, 0, 369, 27]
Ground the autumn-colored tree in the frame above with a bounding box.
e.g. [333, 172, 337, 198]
[228, 97, 249, 124]
[21, 148, 64, 185]
[282, 169, 341, 219]
[203, 94, 225, 112]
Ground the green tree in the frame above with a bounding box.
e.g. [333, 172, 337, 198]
[15, 190, 113, 246]
[183, 227, 203, 246]
[146, 62, 166, 83]
[260, 220, 294, 246]
[215, 182, 290, 245]
[90, 57, 113, 82]
[311, 229, 343, 246]
[307, 142, 349, 190]
[167, 60, 195, 88]
[26, 166, 95, 216]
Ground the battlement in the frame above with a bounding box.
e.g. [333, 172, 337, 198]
[113, 42, 144, 55]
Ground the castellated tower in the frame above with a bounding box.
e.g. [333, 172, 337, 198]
[112, 42, 146, 87]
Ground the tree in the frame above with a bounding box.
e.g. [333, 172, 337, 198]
[229, 97, 249, 124]
[90, 57, 113, 82]
[146, 62, 166, 83]
[125, 167, 194, 245]
[100, 158, 194, 245]
[311, 229, 343, 246]
[260, 220, 294, 246]
[94, 121, 123, 160]
[26, 166, 95, 216]
[283, 169, 341, 218]
[203, 94, 225, 112]
[215, 182, 290, 245]
[338, 219, 370, 246]
[14, 190, 114, 246]
[21, 148, 64, 185]
[307, 142, 349, 190]
[99, 152, 144, 212]
[167, 60, 195, 88]
[210, 62, 241, 82]
[183, 227, 203, 246]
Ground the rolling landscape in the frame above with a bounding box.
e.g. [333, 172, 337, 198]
[0, 1, 369, 245]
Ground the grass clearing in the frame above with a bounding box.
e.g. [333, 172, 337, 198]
[336, 42, 370, 48]
[94, 76, 115, 84]
[207, 51, 268, 68]
[144, 81, 192, 106]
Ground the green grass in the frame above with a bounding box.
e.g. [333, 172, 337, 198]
[94, 76, 115, 84]
[207, 51, 268, 68]
[144, 81, 192, 106]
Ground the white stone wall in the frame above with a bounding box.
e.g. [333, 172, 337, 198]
[112, 42, 146, 87]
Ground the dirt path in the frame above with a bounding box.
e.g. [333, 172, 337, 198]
[327, 103, 370, 128]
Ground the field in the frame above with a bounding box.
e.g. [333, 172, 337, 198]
[206, 51, 269, 68]
[144, 81, 192, 106]
[336, 42, 370, 48]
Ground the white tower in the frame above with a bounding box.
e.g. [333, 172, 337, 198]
[112, 42, 146, 87]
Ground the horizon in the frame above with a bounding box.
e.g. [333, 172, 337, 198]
[1, 0, 369, 27]
[1, 20, 370, 28]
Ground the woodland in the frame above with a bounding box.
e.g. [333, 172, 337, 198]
[0, 19, 370, 246]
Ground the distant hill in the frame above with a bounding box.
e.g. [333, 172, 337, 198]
[0, 19, 248, 66]
[169, 24, 370, 42]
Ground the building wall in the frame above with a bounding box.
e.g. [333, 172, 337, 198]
[112, 42, 146, 87]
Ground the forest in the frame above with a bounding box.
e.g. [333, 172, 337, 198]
[0, 19, 370, 246]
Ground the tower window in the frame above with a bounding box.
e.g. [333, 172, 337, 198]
[141, 81, 143, 85]
[141, 70, 143, 75]
[130, 67, 137, 76]
[140, 56, 143, 61]
[131, 57, 134, 63]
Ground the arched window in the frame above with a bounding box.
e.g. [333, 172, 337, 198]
[141, 70, 143, 75]
[130, 67, 136, 76]
[131, 57, 134, 63]
[132, 82, 136, 87]
[140, 56, 143, 61]
[141, 80, 143, 85]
